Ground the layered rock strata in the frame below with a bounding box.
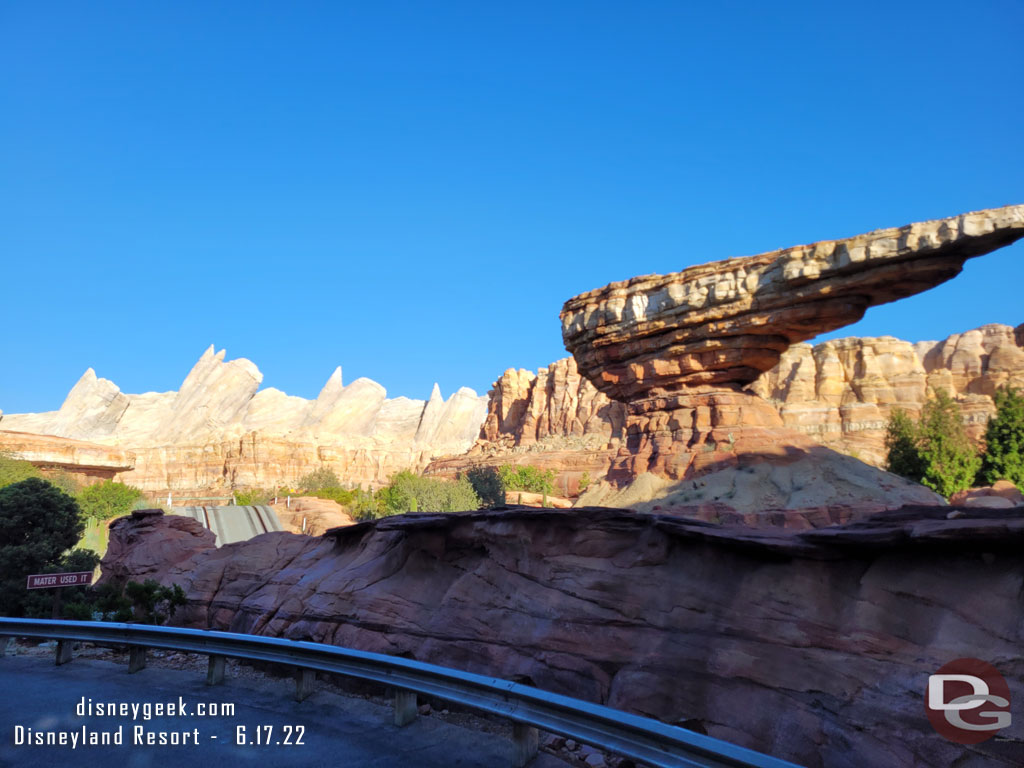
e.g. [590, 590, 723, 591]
[561, 204, 1024, 399]
[100, 506, 1024, 768]
[555, 206, 1024, 509]
[0, 429, 134, 483]
[0, 346, 487, 492]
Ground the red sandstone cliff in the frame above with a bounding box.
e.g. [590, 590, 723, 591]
[100, 507, 1024, 768]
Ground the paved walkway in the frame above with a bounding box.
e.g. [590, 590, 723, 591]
[0, 653, 572, 768]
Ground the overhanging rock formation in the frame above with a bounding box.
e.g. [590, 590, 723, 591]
[560, 205, 1024, 509]
[562, 204, 1024, 400]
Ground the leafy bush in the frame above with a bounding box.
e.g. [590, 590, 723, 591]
[497, 464, 556, 495]
[44, 471, 82, 496]
[465, 466, 505, 508]
[351, 488, 385, 521]
[234, 488, 274, 506]
[0, 453, 41, 490]
[979, 386, 1024, 488]
[297, 467, 342, 493]
[375, 471, 481, 517]
[578, 471, 591, 494]
[885, 408, 926, 480]
[884, 391, 981, 499]
[0, 477, 85, 617]
[917, 390, 982, 498]
[75, 480, 146, 522]
[124, 579, 187, 624]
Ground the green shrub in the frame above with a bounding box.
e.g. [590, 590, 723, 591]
[0, 477, 85, 617]
[578, 471, 591, 494]
[75, 480, 146, 522]
[885, 391, 981, 499]
[45, 471, 82, 496]
[885, 408, 926, 480]
[465, 466, 505, 508]
[296, 467, 342, 493]
[979, 386, 1024, 488]
[124, 579, 187, 624]
[918, 390, 982, 499]
[497, 464, 556, 495]
[234, 488, 273, 506]
[351, 488, 385, 521]
[377, 471, 481, 516]
[0, 453, 41, 490]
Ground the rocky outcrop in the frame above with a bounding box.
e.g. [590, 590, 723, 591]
[751, 323, 1024, 465]
[270, 495, 355, 536]
[0, 346, 488, 492]
[561, 204, 1024, 399]
[99, 506, 1024, 768]
[551, 206, 1024, 511]
[0, 429, 135, 482]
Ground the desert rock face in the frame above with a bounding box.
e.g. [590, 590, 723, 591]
[100, 507, 1024, 768]
[549, 206, 1024, 511]
[751, 323, 1024, 465]
[0, 429, 134, 483]
[0, 346, 488, 492]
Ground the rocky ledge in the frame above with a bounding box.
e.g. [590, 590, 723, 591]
[561, 204, 1024, 400]
[100, 506, 1024, 768]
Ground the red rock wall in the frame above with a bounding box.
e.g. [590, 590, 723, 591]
[100, 507, 1024, 768]
[459, 324, 1024, 476]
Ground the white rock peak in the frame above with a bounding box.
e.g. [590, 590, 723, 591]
[2, 346, 489, 455]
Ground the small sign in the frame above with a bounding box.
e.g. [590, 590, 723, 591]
[26, 572, 94, 590]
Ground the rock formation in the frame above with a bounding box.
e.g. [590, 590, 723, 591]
[0, 429, 134, 483]
[427, 322, 1024, 498]
[751, 322, 1024, 465]
[0, 346, 487, 492]
[100, 506, 1024, 768]
[552, 205, 1024, 510]
[562, 204, 1024, 399]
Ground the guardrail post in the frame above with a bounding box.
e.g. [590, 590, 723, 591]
[512, 722, 538, 767]
[393, 690, 417, 726]
[295, 668, 315, 701]
[0, 636, 11, 657]
[207, 654, 226, 685]
[55, 640, 73, 666]
[128, 646, 147, 673]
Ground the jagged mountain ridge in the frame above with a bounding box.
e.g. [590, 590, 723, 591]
[0, 345, 488, 491]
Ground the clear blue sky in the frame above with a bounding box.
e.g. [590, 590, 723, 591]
[2, 1, 1022, 414]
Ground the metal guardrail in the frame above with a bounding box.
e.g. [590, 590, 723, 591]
[0, 618, 802, 768]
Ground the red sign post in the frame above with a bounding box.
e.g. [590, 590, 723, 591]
[26, 572, 94, 590]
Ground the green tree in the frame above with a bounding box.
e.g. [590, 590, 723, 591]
[885, 407, 926, 480]
[979, 386, 1024, 488]
[465, 466, 505, 508]
[0, 478, 85, 617]
[917, 390, 982, 499]
[351, 488, 384, 521]
[296, 467, 342, 493]
[885, 392, 982, 499]
[0, 453, 41, 490]
[76, 480, 146, 523]
[124, 579, 187, 624]
[377, 471, 481, 516]
[497, 465, 557, 495]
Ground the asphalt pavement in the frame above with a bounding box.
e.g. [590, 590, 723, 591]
[0, 652, 573, 768]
